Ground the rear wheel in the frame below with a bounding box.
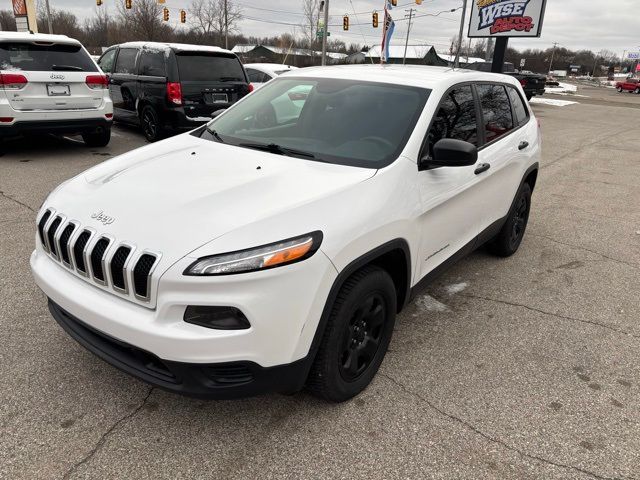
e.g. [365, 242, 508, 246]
[635, 88, 640, 94]
[525, 93, 533, 101]
[307, 266, 396, 402]
[140, 105, 164, 142]
[487, 183, 532, 257]
[82, 128, 111, 147]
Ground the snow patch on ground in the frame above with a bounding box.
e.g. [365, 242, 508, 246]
[445, 282, 468, 295]
[415, 294, 449, 313]
[546, 82, 578, 94]
[530, 97, 579, 107]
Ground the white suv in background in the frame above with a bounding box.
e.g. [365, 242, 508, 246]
[31, 66, 540, 402]
[0, 32, 113, 146]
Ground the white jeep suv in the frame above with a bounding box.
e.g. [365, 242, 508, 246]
[31, 65, 540, 402]
[0, 32, 112, 146]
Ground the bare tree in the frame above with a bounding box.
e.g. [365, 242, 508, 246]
[35, 1, 81, 37]
[189, 0, 242, 38]
[301, 0, 320, 50]
[0, 10, 17, 31]
[116, 0, 169, 42]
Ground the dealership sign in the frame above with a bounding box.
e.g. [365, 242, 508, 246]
[628, 52, 640, 60]
[468, 0, 548, 38]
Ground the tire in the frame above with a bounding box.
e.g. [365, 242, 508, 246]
[82, 127, 111, 147]
[617, 86, 623, 92]
[635, 88, 640, 95]
[525, 93, 533, 101]
[140, 105, 164, 142]
[307, 265, 397, 402]
[487, 182, 532, 257]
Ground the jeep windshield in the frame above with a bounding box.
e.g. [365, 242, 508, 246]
[200, 77, 431, 168]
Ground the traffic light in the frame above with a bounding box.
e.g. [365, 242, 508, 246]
[180, 9, 186, 23]
[415, 0, 423, 4]
[390, 0, 397, 6]
[163, 7, 169, 21]
[125, 0, 132, 9]
[343, 15, 349, 31]
[372, 11, 379, 28]
[96, 0, 102, 5]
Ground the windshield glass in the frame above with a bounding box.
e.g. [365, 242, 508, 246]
[0, 42, 97, 72]
[201, 77, 430, 168]
[176, 53, 246, 82]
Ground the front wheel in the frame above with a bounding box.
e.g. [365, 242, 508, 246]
[617, 86, 623, 92]
[307, 266, 397, 402]
[82, 128, 111, 147]
[525, 93, 533, 101]
[487, 183, 532, 257]
[635, 88, 640, 94]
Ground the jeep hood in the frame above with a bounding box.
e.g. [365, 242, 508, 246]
[46, 134, 375, 263]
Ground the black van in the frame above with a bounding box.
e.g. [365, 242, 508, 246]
[97, 42, 251, 142]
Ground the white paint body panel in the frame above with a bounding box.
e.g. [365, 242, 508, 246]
[31, 65, 541, 368]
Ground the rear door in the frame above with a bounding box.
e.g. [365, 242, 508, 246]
[174, 51, 250, 117]
[137, 48, 167, 111]
[0, 41, 103, 111]
[109, 47, 139, 123]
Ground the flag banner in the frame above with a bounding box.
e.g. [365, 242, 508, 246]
[381, 10, 395, 63]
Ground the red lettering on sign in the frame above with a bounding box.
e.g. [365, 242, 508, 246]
[490, 16, 534, 34]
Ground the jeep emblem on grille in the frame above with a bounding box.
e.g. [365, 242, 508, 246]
[50, 73, 65, 80]
[91, 210, 115, 225]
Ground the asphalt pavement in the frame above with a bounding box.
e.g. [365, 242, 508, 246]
[1, 85, 639, 479]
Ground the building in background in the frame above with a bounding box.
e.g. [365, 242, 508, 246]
[232, 44, 347, 67]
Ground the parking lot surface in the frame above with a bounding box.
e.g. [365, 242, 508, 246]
[1, 86, 639, 479]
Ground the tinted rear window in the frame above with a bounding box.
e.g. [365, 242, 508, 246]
[0, 42, 97, 72]
[176, 53, 245, 82]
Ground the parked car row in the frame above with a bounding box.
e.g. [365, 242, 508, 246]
[0, 32, 300, 146]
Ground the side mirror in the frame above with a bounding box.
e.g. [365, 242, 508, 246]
[419, 138, 478, 171]
[211, 109, 226, 119]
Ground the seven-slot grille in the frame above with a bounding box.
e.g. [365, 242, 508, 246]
[37, 208, 159, 303]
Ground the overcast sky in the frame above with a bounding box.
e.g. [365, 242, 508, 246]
[12, 0, 640, 55]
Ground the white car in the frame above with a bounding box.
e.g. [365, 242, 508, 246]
[0, 32, 113, 146]
[31, 65, 540, 402]
[244, 63, 298, 88]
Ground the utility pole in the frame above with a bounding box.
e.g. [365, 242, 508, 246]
[485, 37, 494, 62]
[547, 42, 559, 74]
[402, 8, 415, 65]
[453, 0, 468, 68]
[592, 50, 602, 77]
[320, 0, 329, 66]
[45, 0, 53, 34]
[224, 0, 229, 49]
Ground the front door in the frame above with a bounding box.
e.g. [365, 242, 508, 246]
[109, 48, 139, 123]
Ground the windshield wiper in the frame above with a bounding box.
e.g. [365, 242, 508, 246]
[218, 76, 242, 82]
[238, 142, 315, 159]
[51, 64, 84, 71]
[205, 126, 224, 143]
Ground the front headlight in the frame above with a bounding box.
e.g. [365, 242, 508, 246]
[184, 231, 323, 276]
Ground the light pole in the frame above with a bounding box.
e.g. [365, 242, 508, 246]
[45, 0, 53, 34]
[320, 0, 329, 66]
[224, 0, 228, 49]
[547, 42, 559, 74]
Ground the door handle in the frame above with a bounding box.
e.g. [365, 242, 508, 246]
[518, 141, 529, 150]
[474, 163, 490, 175]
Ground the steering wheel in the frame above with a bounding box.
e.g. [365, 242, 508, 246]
[252, 104, 277, 129]
[360, 136, 394, 151]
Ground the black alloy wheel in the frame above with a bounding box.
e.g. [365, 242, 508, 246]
[140, 105, 162, 142]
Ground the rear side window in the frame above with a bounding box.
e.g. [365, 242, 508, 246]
[427, 85, 478, 156]
[114, 48, 138, 74]
[507, 86, 529, 126]
[246, 68, 267, 83]
[139, 50, 166, 77]
[476, 84, 514, 143]
[176, 53, 245, 82]
[0, 42, 97, 72]
[98, 49, 117, 73]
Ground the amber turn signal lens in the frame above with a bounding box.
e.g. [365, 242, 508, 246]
[263, 239, 313, 267]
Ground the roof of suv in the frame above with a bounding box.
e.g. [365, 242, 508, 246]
[0, 32, 80, 45]
[288, 64, 521, 90]
[117, 42, 235, 55]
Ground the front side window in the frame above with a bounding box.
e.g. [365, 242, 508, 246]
[0, 42, 97, 72]
[426, 85, 478, 157]
[201, 78, 430, 168]
[477, 84, 514, 143]
[139, 49, 166, 77]
[114, 48, 138, 74]
[246, 68, 267, 83]
[98, 49, 117, 73]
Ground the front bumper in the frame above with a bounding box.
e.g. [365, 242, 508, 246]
[49, 300, 308, 398]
